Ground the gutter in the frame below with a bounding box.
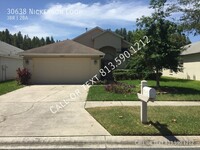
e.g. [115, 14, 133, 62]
[19, 53, 105, 57]
[0, 54, 23, 59]
[181, 52, 200, 56]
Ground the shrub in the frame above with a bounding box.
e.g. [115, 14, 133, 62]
[105, 82, 135, 94]
[145, 72, 162, 80]
[113, 69, 162, 81]
[16, 68, 31, 85]
[113, 70, 139, 81]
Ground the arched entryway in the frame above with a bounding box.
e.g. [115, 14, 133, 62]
[99, 46, 116, 81]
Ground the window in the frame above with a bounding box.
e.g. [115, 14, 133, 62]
[169, 70, 173, 75]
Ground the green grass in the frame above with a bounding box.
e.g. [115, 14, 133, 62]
[87, 106, 200, 135]
[0, 80, 24, 95]
[87, 77, 200, 101]
[87, 85, 138, 101]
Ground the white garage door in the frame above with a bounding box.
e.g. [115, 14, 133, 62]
[32, 57, 93, 84]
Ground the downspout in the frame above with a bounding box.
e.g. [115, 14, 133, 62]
[5, 65, 7, 81]
[1, 66, 3, 81]
[0, 56, 2, 81]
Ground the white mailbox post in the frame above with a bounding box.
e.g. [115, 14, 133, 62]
[137, 80, 156, 124]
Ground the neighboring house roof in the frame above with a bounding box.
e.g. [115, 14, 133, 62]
[0, 40, 23, 57]
[182, 41, 200, 55]
[20, 40, 105, 56]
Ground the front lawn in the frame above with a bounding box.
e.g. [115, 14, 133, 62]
[87, 77, 200, 101]
[0, 80, 24, 96]
[87, 85, 138, 101]
[87, 106, 200, 135]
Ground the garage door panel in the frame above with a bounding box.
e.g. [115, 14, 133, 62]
[32, 58, 92, 84]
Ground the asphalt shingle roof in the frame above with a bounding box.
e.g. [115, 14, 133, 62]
[20, 40, 104, 56]
[0, 41, 23, 57]
[182, 41, 200, 55]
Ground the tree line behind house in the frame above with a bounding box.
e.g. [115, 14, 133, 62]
[0, 29, 57, 50]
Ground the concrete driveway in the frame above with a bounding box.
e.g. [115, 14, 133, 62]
[0, 85, 110, 136]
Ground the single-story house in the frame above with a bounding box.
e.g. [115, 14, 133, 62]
[20, 26, 131, 84]
[0, 41, 23, 82]
[163, 41, 200, 80]
[20, 40, 104, 84]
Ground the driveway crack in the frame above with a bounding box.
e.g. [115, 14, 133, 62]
[0, 115, 6, 124]
[1, 88, 61, 120]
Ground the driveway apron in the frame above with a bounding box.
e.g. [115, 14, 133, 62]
[0, 85, 110, 136]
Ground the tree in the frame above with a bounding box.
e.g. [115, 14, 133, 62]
[169, 0, 200, 35]
[45, 37, 51, 44]
[23, 35, 29, 50]
[129, 0, 190, 88]
[12, 34, 18, 47]
[0, 29, 12, 44]
[32, 36, 41, 48]
[40, 37, 45, 46]
[122, 28, 127, 40]
[17, 32, 23, 49]
[127, 31, 133, 42]
[115, 29, 120, 35]
[50, 36, 55, 43]
[115, 28, 133, 42]
[126, 29, 149, 78]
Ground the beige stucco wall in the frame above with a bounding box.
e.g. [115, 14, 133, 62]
[0, 56, 23, 82]
[74, 28, 103, 48]
[24, 56, 101, 84]
[162, 53, 200, 80]
[94, 32, 121, 52]
[74, 29, 130, 70]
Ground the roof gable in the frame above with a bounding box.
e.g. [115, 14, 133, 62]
[73, 27, 132, 48]
[92, 30, 124, 39]
[73, 26, 104, 41]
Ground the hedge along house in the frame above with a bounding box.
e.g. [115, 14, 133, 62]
[73, 27, 131, 69]
[163, 41, 200, 80]
[19, 40, 105, 84]
[0, 41, 23, 82]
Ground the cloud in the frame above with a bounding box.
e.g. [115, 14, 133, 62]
[12, 24, 51, 38]
[0, 1, 154, 40]
[42, 1, 153, 27]
[1, 24, 70, 39]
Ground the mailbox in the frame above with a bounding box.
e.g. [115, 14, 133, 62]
[137, 80, 156, 124]
[143, 87, 156, 99]
[137, 85, 156, 102]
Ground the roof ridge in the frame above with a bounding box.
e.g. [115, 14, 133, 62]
[72, 26, 104, 40]
[92, 30, 124, 40]
[20, 39, 105, 56]
[182, 40, 200, 55]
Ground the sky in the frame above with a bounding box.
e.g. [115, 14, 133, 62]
[0, 0, 199, 43]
